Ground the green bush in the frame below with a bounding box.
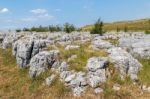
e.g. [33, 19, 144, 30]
[145, 30, 150, 34]
[90, 18, 104, 35]
[49, 25, 62, 32]
[63, 23, 76, 33]
[23, 28, 30, 32]
[116, 26, 120, 32]
[16, 29, 21, 32]
[124, 26, 128, 32]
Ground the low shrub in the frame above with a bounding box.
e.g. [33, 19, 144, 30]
[145, 30, 150, 34]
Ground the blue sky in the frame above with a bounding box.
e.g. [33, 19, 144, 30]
[0, 0, 150, 30]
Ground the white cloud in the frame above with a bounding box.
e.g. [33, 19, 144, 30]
[0, 8, 9, 13]
[5, 19, 12, 22]
[29, 8, 53, 21]
[37, 13, 54, 19]
[30, 9, 47, 14]
[21, 17, 37, 22]
[55, 9, 61, 12]
[21, 14, 53, 22]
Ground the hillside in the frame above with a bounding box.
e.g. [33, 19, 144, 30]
[81, 18, 150, 32]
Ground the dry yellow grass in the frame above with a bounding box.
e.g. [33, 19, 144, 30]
[81, 18, 150, 32]
[0, 47, 150, 99]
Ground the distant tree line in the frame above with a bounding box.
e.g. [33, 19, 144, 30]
[16, 23, 77, 33]
[17, 18, 149, 34]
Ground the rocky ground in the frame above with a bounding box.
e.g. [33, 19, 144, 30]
[0, 31, 150, 99]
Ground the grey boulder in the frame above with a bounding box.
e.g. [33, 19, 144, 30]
[86, 57, 108, 72]
[91, 38, 113, 50]
[13, 38, 34, 68]
[86, 57, 108, 88]
[29, 50, 59, 78]
[108, 47, 142, 80]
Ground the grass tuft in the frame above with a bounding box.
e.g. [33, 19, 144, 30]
[138, 59, 150, 85]
[103, 38, 119, 45]
[0, 48, 16, 66]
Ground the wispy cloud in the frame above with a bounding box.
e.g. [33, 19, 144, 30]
[37, 13, 54, 19]
[30, 9, 47, 14]
[27, 8, 54, 21]
[21, 17, 37, 22]
[55, 9, 61, 12]
[21, 14, 54, 22]
[0, 8, 9, 13]
[83, 5, 88, 9]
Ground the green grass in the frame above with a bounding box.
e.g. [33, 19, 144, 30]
[0, 46, 150, 98]
[48, 43, 108, 72]
[103, 38, 119, 45]
[145, 30, 150, 34]
[138, 59, 150, 85]
[29, 69, 53, 93]
[0, 48, 70, 98]
[100, 63, 133, 99]
[49, 76, 71, 98]
[0, 48, 16, 66]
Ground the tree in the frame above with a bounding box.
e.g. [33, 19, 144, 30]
[49, 25, 62, 32]
[16, 29, 21, 32]
[116, 26, 120, 32]
[49, 25, 56, 32]
[23, 28, 30, 32]
[90, 18, 104, 35]
[124, 26, 128, 32]
[148, 19, 150, 30]
[63, 23, 76, 33]
[31, 26, 36, 32]
[55, 25, 62, 32]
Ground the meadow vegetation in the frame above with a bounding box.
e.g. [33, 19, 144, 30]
[0, 43, 150, 98]
[48, 42, 108, 72]
[82, 18, 150, 32]
[138, 59, 150, 85]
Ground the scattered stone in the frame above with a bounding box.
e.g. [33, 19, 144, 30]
[119, 33, 150, 59]
[94, 88, 103, 94]
[88, 75, 103, 88]
[2, 33, 23, 49]
[58, 61, 69, 72]
[1, 32, 149, 97]
[148, 87, 150, 92]
[72, 87, 85, 96]
[142, 85, 147, 91]
[91, 38, 113, 50]
[46, 74, 56, 86]
[86, 57, 108, 88]
[65, 73, 76, 83]
[69, 72, 87, 88]
[141, 85, 150, 92]
[65, 45, 80, 50]
[113, 84, 121, 91]
[67, 55, 77, 62]
[86, 57, 108, 72]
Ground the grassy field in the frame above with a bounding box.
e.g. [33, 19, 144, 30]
[0, 45, 150, 99]
[81, 18, 150, 32]
[48, 42, 108, 72]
